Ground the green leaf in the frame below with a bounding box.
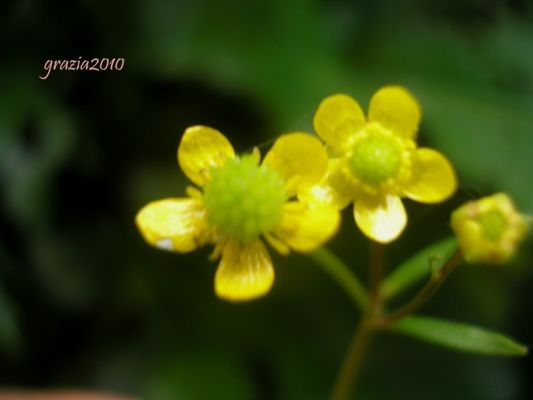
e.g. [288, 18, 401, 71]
[390, 315, 528, 357]
[381, 237, 457, 300]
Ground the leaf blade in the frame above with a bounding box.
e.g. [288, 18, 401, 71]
[390, 315, 528, 357]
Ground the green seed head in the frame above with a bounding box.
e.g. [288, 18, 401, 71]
[477, 209, 507, 241]
[349, 134, 402, 186]
[203, 155, 286, 243]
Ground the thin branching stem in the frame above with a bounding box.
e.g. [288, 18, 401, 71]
[329, 241, 385, 400]
[379, 249, 463, 326]
[330, 317, 374, 400]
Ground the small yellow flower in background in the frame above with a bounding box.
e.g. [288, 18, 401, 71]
[136, 126, 340, 301]
[451, 193, 528, 264]
[302, 86, 457, 243]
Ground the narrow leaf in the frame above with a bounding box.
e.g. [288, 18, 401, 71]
[390, 315, 528, 357]
[381, 237, 457, 299]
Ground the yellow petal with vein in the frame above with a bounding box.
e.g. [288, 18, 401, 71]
[178, 126, 235, 187]
[136, 198, 208, 252]
[299, 158, 355, 209]
[368, 86, 421, 139]
[215, 240, 274, 302]
[354, 195, 406, 243]
[403, 148, 457, 203]
[313, 94, 365, 153]
[274, 202, 340, 252]
[263, 132, 328, 195]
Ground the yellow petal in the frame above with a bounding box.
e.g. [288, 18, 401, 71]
[403, 148, 457, 203]
[264, 233, 290, 256]
[263, 132, 328, 195]
[298, 158, 355, 209]
[178, 126, 235, 187]
[215, 239, 274, 302]
[273, 202, 340, 252]
[136, 198, 208, 252]
[313, 94, 366, 153]
[354, 195, 407, 243]
[368, 86, 421, 139]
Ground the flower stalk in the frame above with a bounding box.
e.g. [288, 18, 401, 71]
[328, 241, 386, 400]
[369, 241, 384, 314]
[378, 248, 463, 326]
[330, 317, 374, 400]
[325, 244, 464, 400]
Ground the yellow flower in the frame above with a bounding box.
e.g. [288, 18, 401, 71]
[302, 86, 457, 243]
[451, 193, 528, 264]
[136, 126, 340, 301]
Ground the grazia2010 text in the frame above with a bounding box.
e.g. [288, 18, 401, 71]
[39, 57, 125, 80]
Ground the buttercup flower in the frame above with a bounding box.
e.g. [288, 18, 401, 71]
[136, 126, 340, 301]
[302, 86, 457, 243]
[451, 193, 527, 264]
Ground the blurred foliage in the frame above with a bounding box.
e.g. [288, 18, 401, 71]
[1, 0, 533, 399]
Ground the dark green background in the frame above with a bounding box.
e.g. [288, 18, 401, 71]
[1, 0, 532, 398]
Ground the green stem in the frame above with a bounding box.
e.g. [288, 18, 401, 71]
[380, 248, 463, 325]
[330, 318, 374, 400]
[309, 247, 368, 311]
[369, 241, 384, 314]
[329, 241, 385, 400]
[317, 243, 462, 400]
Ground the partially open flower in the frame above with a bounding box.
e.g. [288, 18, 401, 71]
[302, 86, 457, 243]
[451, 193, 528, 264]
[136, 126, 340, 301]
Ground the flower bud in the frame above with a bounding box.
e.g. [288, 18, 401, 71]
[451, 193, 527, 264]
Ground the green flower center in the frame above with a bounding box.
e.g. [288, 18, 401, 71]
[349, 134, 403, 186]
[477, 209, 507, 241]
[203, 155, 286, 243]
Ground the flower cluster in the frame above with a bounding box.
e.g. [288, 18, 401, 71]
[136, 86, 529, 301]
